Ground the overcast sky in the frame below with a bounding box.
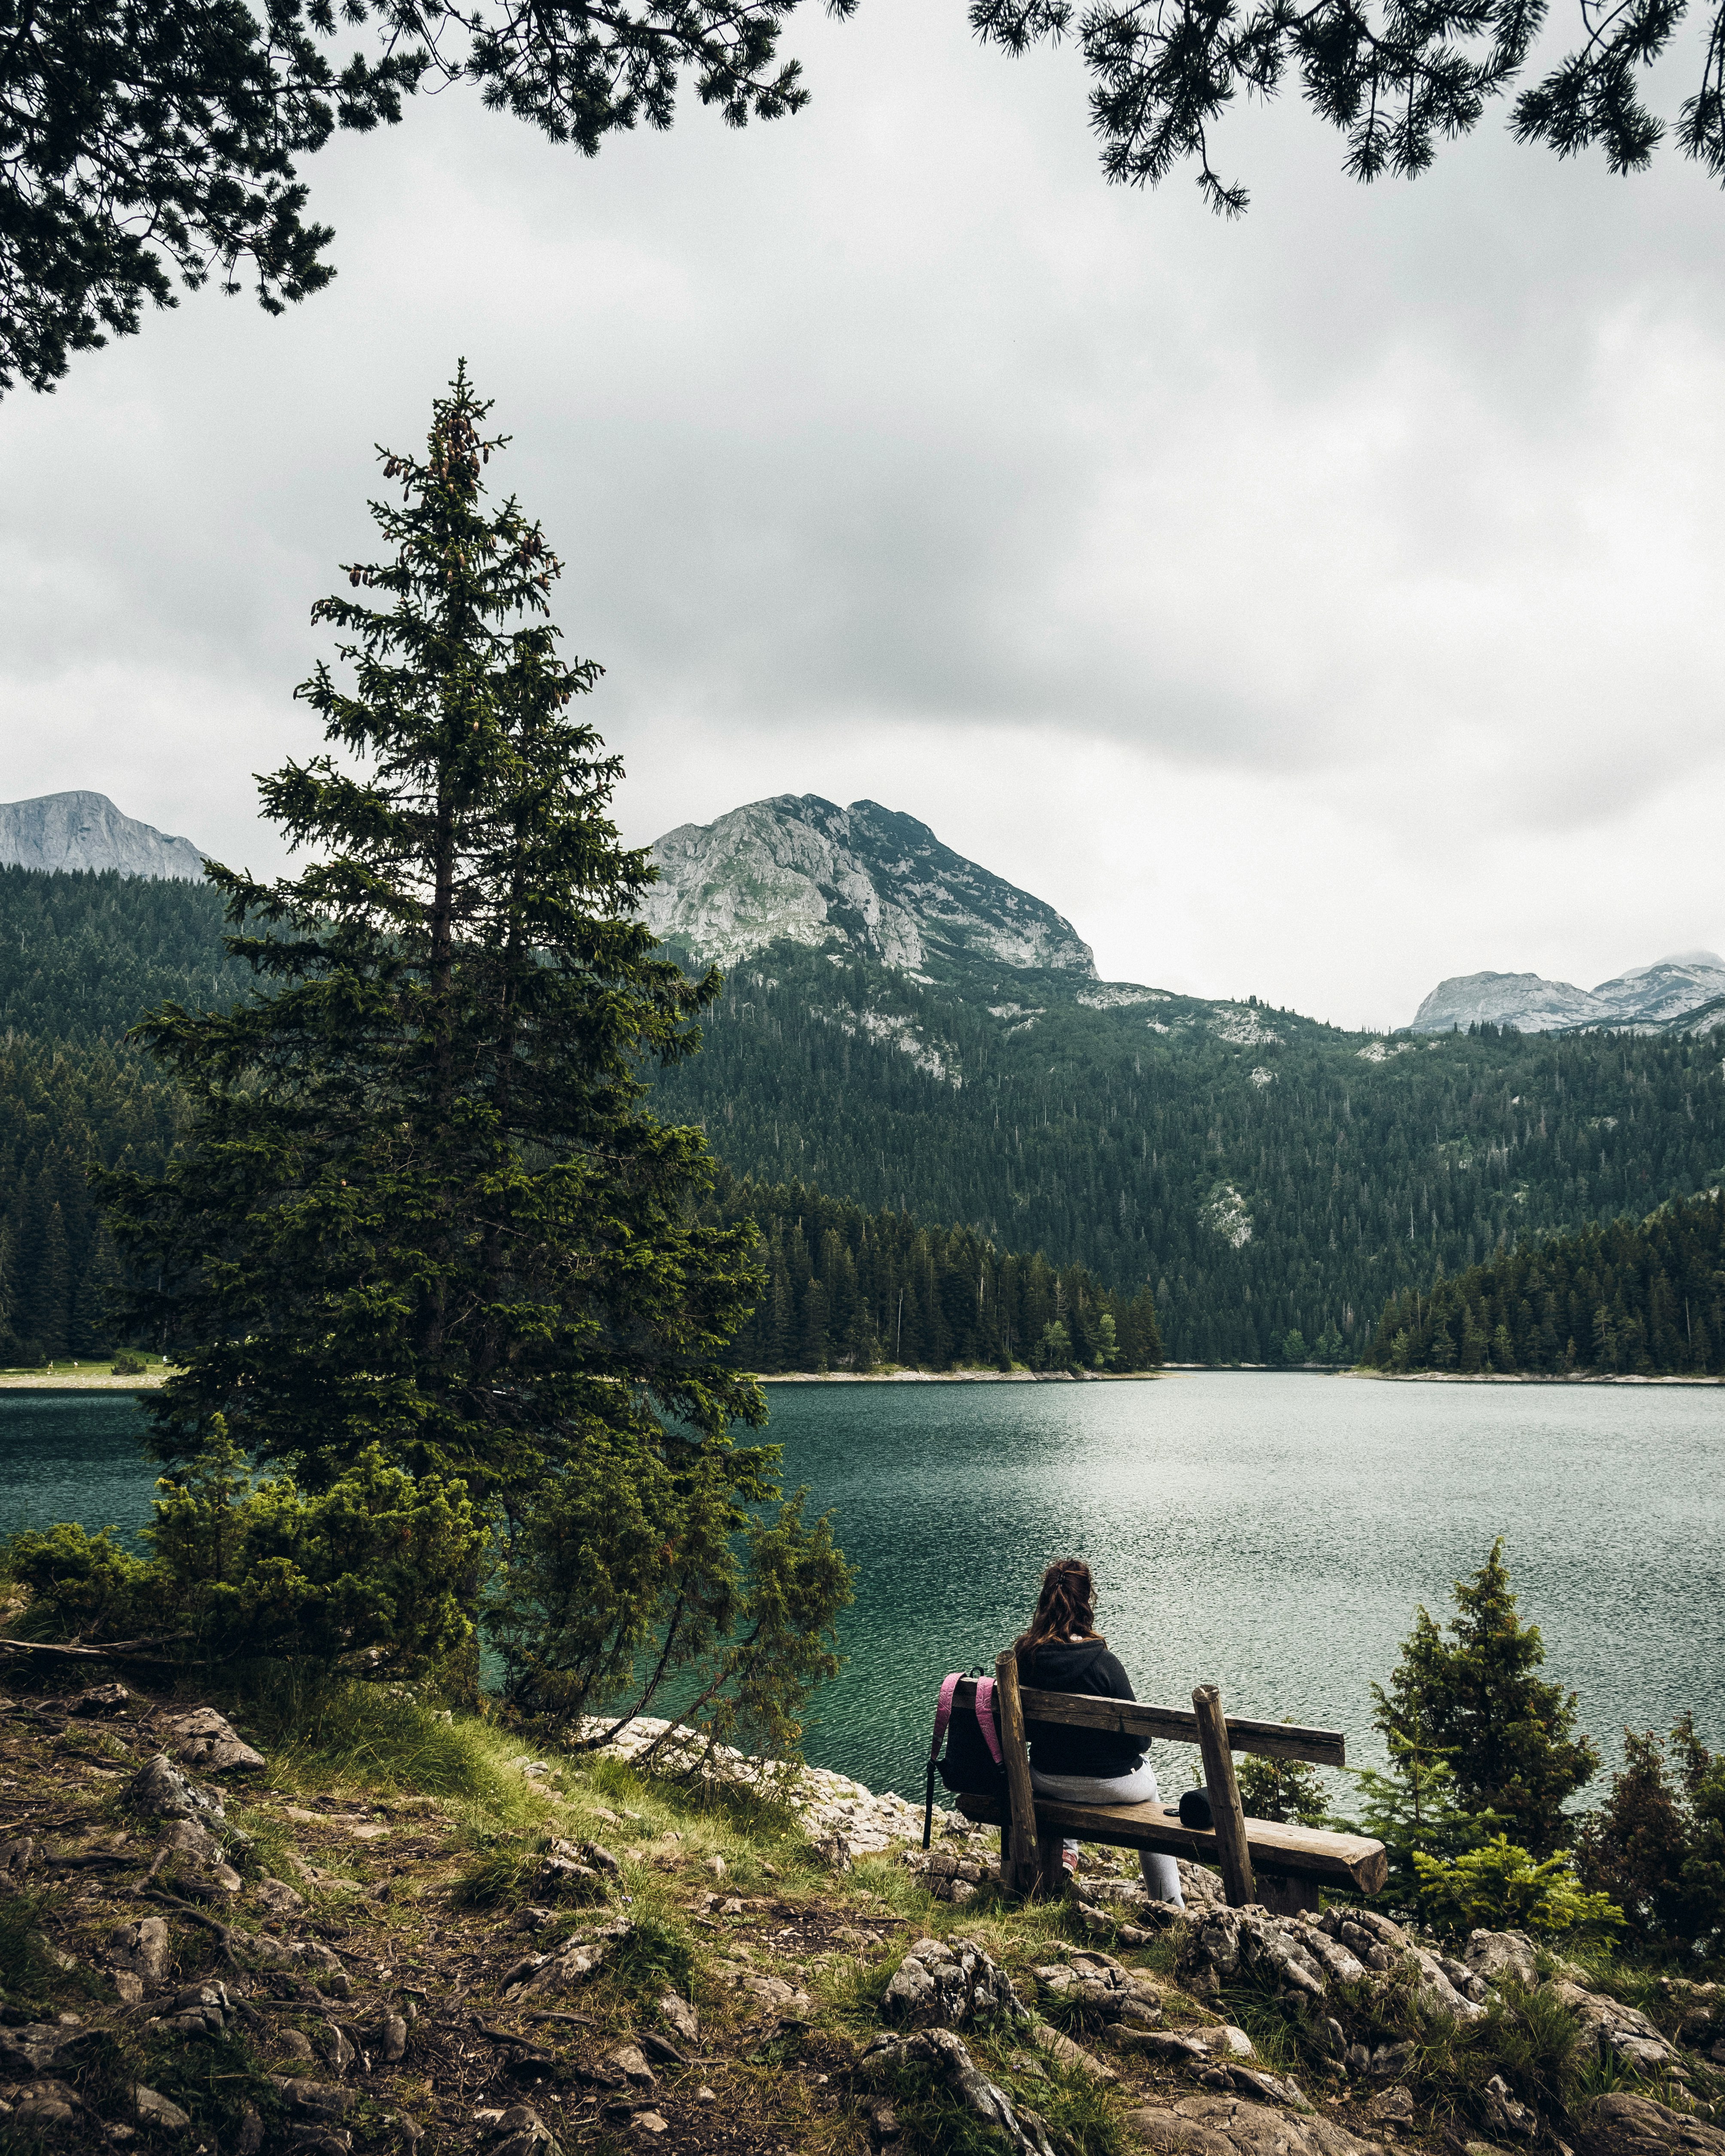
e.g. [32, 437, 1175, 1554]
[3, 0, 1722, 1031]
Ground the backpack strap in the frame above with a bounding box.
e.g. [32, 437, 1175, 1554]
[973, 1676, 1004, 1766]
[923, 1674, 963, 1849]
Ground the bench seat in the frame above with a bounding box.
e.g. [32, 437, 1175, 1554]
[954, 1787, 1388, 1904]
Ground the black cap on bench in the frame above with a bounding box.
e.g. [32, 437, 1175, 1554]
[1177, 1786, 1213, 1830]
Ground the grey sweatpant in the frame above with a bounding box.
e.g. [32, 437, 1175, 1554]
[1030, 1757, 1185, 1905]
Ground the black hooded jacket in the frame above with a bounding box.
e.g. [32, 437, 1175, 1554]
[1023, 1637, 1146, 1779]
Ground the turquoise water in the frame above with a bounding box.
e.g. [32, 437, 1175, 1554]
[3, 1375, 1720, 1803]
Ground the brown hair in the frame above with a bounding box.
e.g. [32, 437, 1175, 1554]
[1014, 1557, 1102, 1676]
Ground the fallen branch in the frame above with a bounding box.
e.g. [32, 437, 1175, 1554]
[0, 1636, 201, 1666]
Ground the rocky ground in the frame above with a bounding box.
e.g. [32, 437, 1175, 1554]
[0, 1678, 1722, 2156]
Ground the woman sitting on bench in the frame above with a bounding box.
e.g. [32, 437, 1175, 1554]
[1016, 1556, 1184, 1907]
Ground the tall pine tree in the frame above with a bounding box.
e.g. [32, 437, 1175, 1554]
[101, 365, 768, 1528]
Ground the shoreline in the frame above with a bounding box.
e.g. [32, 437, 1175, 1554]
[1344, 1367, 1725, 1386]
[3, 1364, 1718, 1392]
[0, 1370, 167, 1391]
[758, 1366, 1161, 1384]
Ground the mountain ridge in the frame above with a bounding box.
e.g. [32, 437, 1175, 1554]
[0, 792, 206, 881]
[1409, 952, 1725, 1036]
[643, 794, 1096, 979]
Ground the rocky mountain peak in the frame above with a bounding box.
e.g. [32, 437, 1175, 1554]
[0, 792, 205, 880]
[1409, 950, 1725, 1035]
[641, 794, 1096, 977]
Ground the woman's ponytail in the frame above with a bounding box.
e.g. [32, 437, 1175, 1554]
[1014, 1557, 1101, 1675]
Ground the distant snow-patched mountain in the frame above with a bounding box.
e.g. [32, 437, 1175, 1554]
[0, 792, 205, 880]
[643, 795, 1097, 978]
[1409, 951, 1725, 1035]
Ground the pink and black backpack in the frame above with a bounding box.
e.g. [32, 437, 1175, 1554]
[921, 1672, 1006, 1847]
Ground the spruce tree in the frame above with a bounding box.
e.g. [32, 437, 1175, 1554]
[102, 365, 767, 1530]
[1381, 1541, 1599, 1855]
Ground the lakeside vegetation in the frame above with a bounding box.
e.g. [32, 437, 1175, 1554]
[1364, 1187, 1725, 1377]
[652, 945, 1725, 1362]
[705, 1170, 1163, 1374]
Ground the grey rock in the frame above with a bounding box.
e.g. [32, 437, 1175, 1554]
[124, 1752, 225, 1824]
[533, 1854, 600, 1899]
[1465, 1929, 1539, 1990]
[0, 1835, 35, 1883]
[657, 1991, 700, 2043]
[1365, 2085, 1416, 2128]
[902, 1847, 990, 1903]
[1031, 1946, 1164, 2028]
[1128, 2092, 1382, 2156]
[65, 1682, 131, 1715]
[612, 2045, 657, 2089]
[0, 2022, 102, 2076]
[1575, 2093, 1725, 2156]
[1200, 2066, 1311, 2109]
[1481, 2074, 1538, 2139]
[885, 1935, 1030, 2029]
[504, 1919, 633, 1999]
[107, 1913, 170, 1984]
[1551, 1982, 1679, 2073]
[131, 2083, 193, 2131]
[1408, 953, 1725, 1036]
[859, 2027, 1057, 2156]
[253, 1874, 307, 1916]
[158, 1706, 266, 1775]
[0, 792, 206, 880]
[5, 2079, 82, 2132]
[1029, 2021, 1117, 2080]
[312, 2022, 352, 2073]
[485, 2104, 562, 2156]
[269, 2076, 356, 2121]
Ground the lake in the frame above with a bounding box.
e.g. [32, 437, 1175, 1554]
[2, 1374, 1720, 1804]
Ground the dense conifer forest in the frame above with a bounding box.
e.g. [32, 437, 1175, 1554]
[703, 1172, 1163, 1371]
[650, 941, 1725, 1362]
[1363, 1187, 1725, 1375]
[0, 871, 1150, 1371]
[5, 868, 1725, 1366]
[0, 867, 248, 1041]
[0, 1040, 180, 1360]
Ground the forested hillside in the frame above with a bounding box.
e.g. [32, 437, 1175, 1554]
[6, 865, 1725, 1368]
[0, 868, 247, 1041]
[0, 870, 1152, 1373]
[1364, 1187, 1725, 1375]
[0, 1040, 181, 1360]
[650, 941, 1725, 1362]
[704, 1171, 1163, 1372]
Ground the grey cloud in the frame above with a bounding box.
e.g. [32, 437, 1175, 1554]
[1, 0, 1722, 1020]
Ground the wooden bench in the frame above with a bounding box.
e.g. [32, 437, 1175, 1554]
[952, 1652, 1388, 1913]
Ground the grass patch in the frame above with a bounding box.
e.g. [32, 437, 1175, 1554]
[609, 1909, 699, 2001]
[239, 1672, 539, 1822]
[131, 2022, 281, 2147]
[0, 1890, 60, 2013]
[1213, 1984, 1304, 2071]
[450, 1829, 546, 1909]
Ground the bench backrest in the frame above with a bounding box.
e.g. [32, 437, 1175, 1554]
[993, 1650, 1346, 1906]
[1016, 1687, 1345, 1767]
